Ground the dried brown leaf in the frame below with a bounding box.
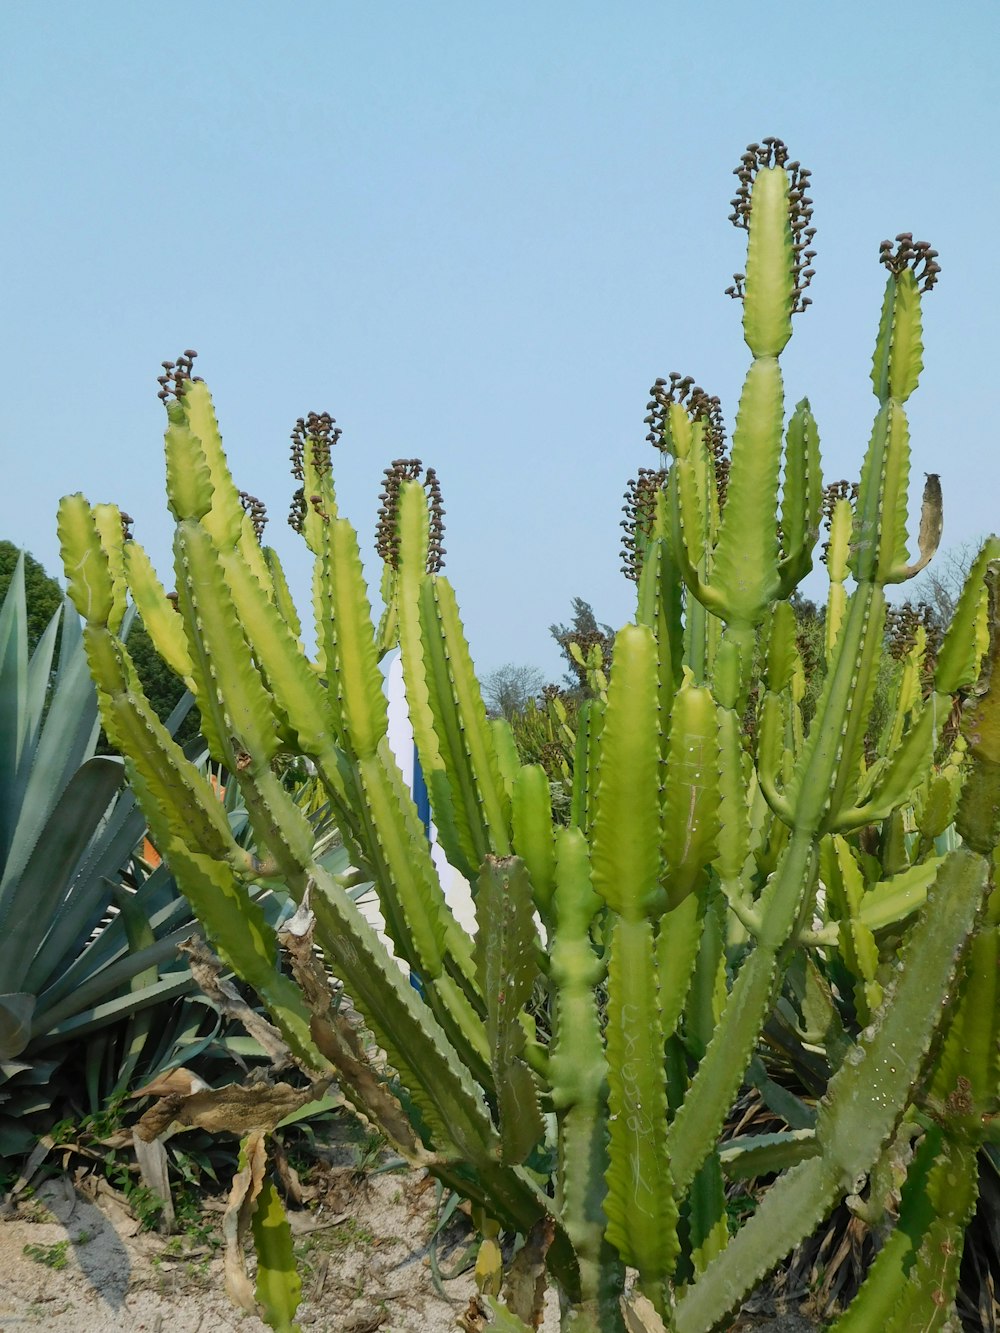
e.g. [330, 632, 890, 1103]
[129, 1066, 210, 1099]
[622, 1290, 670, 1332]
[134, 1076, 332, 1142]
[178, 936, 296, 1070]
[502, 1216, 553, 1327]
[279, 902, 434, 1166]
[222, 1128, 268, 1312]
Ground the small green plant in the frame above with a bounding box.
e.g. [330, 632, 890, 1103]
[59, 140, 1000, 1331]
[354, 1129, 387, 1174]
[99, 1150, 166, 1231]
[23, 1239, 70, 1269]
[173, 1188, 221, 1250]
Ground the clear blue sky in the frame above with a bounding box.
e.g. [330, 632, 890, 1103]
[2, 2, 998, 678]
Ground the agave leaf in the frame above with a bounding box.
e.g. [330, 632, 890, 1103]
[22, 608, 62, 768]
[22, 788, 148, 994]
[0, 993, 35, 1061]
[0, 617, 101, 903]
[31, 973, 197, 1046]
[30, 925, 199, 1035]
[35, 851, 214, 1008]
[0, 558, 29, 856]
[0, 757, 124, 992]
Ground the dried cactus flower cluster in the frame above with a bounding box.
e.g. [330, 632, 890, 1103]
[885, 599, 941, 661]
[879, 232, 942, 292]
[644, 372, 697, 448]
[286, 487, 307, 534]
[819, 478, 859, 564]
[155, 348, 200, 402]
[727, 137, 816, 312]
[822, 478, 859, 515]
[644, 375, 729, 509]
[375, 458, 446, 573]
[289, 411, 341, 479]
[58, 139, 1000, 1333]
[620, 467, 667, 580]
[238, 491, 268, 541]
[287, 411, 342, 532]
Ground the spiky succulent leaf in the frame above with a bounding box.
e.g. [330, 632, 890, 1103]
[512, 764, 556, 916]
[419, 575, 512, 854]
[829, 1129, 976, 1333]
[870, 268, 923, 406]
[475, 856, 544, 1164]
[665, 831, 817, 1195]
[123, 540, 194, 683]
[710, 358, 783, 622]
[174, 520, 282, 764]
[935, 536, 1000, 693]
[58, 494, 116, 627]
[591, 626, 662, 920]
[742, 165, 795, 357]
[322, 518, 389, 761]
[957, 562, 1000, 853]
[660, 675, 720, 908]
[251, 1174, 302, 1333]
[677, 846, 987, 1333]
[604, 915, 677, 1282]
[778, 398, 822, 589]
[850, 402, 911, 585]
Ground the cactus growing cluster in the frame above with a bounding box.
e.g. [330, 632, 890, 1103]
[58, 139, 1000, 1332]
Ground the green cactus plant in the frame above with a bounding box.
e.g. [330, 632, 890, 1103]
[58, 142, 1000, 1331]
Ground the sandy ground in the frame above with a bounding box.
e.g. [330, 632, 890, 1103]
[0, 1169, 484, 1333]
[0, 1174, 818, 1332]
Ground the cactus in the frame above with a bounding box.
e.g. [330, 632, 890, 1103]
[59, 143, 999, 1331]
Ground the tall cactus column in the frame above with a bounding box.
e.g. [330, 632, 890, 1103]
[661, 149, 947, 1200]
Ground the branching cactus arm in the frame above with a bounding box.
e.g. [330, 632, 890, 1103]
[474, 856, 544, 1164]
[388, 472, 512, 880]
[827, 1127, 977, 1333]
[666, 162, 957, 1209]
[57, 499, 323, 1071]
[674, 845, 989, 1333]
[777, 398, 823, 595]
[61, 483, 580, 1290]
[679, 559, 1000, 1331]
[548, 828, 627, 1327]
[590, 626, 677, 1313]
[823, 491, 853, 659]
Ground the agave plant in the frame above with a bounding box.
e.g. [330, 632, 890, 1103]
[0, 556, 268, 1156]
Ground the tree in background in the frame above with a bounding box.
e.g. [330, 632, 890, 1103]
[124, 618, 203, 749]
[0, 542, 64, 654]
[481, 662, 545, 719]
[913, 539, 980, 628]
[549, 596, 615, 693]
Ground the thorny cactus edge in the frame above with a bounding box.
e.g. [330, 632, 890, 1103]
[58, 139, 1000, 1333]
